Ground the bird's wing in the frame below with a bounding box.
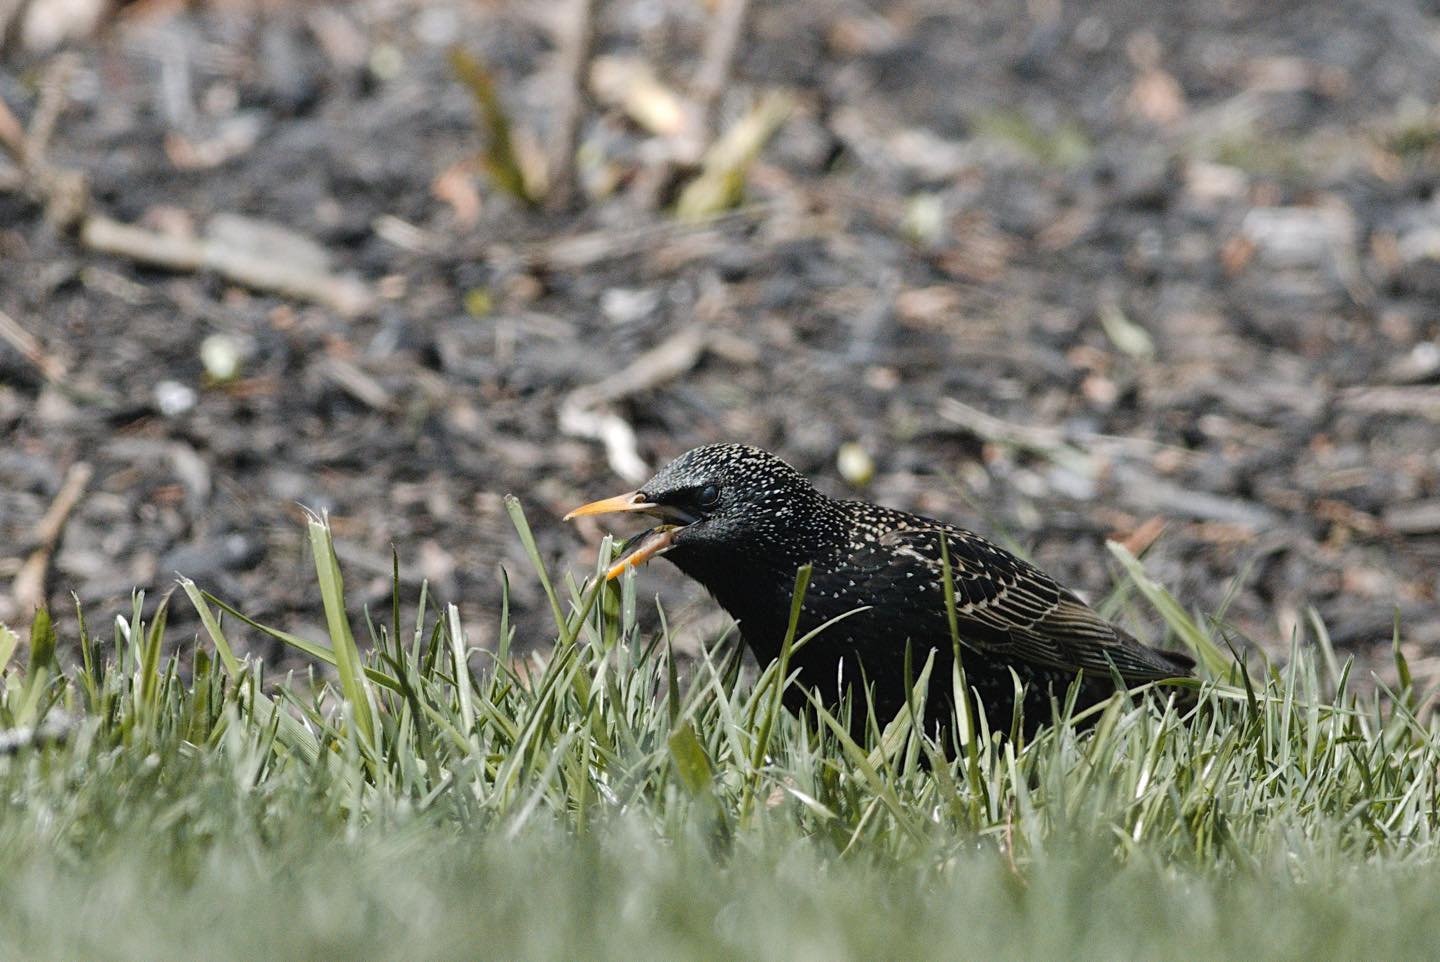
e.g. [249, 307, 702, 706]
[835, 524, 1193, 682]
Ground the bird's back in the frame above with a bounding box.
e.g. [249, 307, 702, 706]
[729, 500, 1192, 732]
[823, 500, 1193, 680]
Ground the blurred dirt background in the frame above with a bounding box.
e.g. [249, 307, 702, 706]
[2, 0, 1439, 688]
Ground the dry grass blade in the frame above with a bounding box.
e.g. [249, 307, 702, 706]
[675, 91, 791, 220]
[450, 46, 539, 205]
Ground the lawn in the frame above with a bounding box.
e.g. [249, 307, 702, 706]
[1, 504, 1436, 961]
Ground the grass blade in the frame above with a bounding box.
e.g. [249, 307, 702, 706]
[308, 514, 376, 750]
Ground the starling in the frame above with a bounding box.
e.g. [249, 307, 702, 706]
[565, 444, 1193, 736]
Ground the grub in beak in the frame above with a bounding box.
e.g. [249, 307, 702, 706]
[604, 524, 681, 580]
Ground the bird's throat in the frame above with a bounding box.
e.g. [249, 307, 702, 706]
[665, 540, 831, 664]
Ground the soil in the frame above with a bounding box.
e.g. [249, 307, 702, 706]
[2, 0, 1438, 689]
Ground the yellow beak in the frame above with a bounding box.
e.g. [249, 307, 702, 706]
[564, 490, 682, 580]
[562, 491, 657, 521]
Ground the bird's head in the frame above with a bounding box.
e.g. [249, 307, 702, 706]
[564, 443, 830, 580]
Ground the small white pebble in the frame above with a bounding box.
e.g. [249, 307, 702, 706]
[199, 333, 242, 382]
[837, 442, 875, 487]
[154, 380, 197, 417]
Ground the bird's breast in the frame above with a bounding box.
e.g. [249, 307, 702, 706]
[665, 549, 820, 653]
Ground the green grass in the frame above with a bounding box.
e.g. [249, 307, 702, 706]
[1, 500, 1437, 960]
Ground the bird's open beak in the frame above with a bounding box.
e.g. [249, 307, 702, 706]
[563, 491, 689, 580]
[561, 491, 657, 521]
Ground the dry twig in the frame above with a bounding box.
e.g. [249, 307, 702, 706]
[693, 0, 751, 132]
[561, 325, 711, 482]
[0, 91, 27, 165]
[9, 461, 92, 619]
[567, 324, 709, 410]
[937, 397, 1096, 476]
[0, 72, 88, 226]
[28, 51, 78, 162]
[520, 202, 771, 270]
[1341, 385, 1440, 422]
[0, 307, 67, 383]
[81, 215, 373, 316]
[546, 0, 595, 208]
[317, 355, 394, 411]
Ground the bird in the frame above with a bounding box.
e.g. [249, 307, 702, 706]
[564, 443, 1194, 738]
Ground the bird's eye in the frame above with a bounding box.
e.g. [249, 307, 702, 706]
[697, 484, 720, 508]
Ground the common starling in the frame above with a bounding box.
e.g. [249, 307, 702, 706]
[565, 444, 1193, 736]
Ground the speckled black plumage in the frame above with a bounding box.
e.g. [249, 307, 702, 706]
[579, 444, 1194, 736]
